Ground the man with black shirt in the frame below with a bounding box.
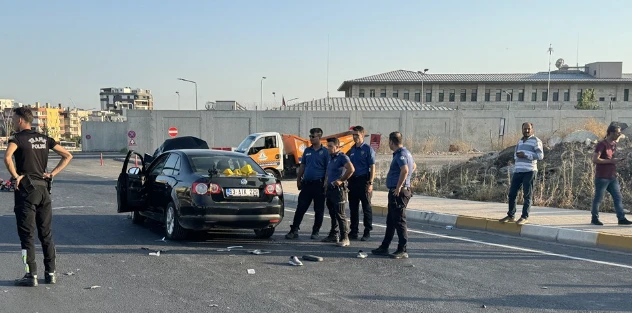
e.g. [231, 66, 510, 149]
[4, 107, 73, 287]
[346, 125, 375, 241]
[285, 128, 329, 240]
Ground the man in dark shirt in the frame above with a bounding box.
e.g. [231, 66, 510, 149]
[321, 137, 355, 246]
[4, 107, 73, 287]
[346, 125, 376, 241]
[372, 131, 416, 259]
[591, 124, 631, 226]
[285, 128, 329, 239]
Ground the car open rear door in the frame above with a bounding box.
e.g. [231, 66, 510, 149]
[116, 150, 147, 213]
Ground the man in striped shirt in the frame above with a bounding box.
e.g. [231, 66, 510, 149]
[499, 122, 543, 225]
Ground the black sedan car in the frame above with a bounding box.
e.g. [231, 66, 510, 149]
[116, 148, 284, 240]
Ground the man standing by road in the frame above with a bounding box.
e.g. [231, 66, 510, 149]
[4, 107, 73, 287]
[372, 131, 415, 259]
[286, 128, 329, 240]
[321, 137, 355, 246]
[499, 122, 543, 226]
[590, 124, 632, 226]
[346, 125, 375, 241]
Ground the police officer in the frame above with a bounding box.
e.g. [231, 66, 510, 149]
[286, 128, 329, 239]
[346, 125, 375, 241]
[4, 107, 73, 287]
[321, 137, 355, 246]
[372, 131, 415, 259]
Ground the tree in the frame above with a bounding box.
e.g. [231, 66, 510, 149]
[0, 109, 13, 141]
[575, 89, 600, 110]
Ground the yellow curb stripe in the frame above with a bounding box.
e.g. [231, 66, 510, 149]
[456, 216, 488, 230]
[485, 219, 522, 235]
[596, 232, 632, 251]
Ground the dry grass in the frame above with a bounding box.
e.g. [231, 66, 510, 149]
[491, 132, 522, 151]
[448, 140, 472, 152]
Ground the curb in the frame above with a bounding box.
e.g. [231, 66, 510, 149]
[283, 192, 632, 253]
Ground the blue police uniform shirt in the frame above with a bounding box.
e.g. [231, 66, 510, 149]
[386, 147, 414, 189]
[347, 142, 375, 177]
[302, 145, 329, 181]
[327, 151, 351, 184]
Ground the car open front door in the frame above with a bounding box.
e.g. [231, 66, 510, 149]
[116, 150, 147, 213]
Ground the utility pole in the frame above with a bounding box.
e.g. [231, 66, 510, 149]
[547, 44, 553, 110]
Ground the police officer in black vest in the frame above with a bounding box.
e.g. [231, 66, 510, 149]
[285, 128, 329, 240]
[4, 107, 73, 286]
[372, 131, 415, 259]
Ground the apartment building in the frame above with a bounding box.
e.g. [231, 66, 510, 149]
[99, 87, 153, 112]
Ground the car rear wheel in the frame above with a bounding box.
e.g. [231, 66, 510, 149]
[131, 210, 145, 224]
[165, 202, 187, 240]
[254, 227, 275, 239]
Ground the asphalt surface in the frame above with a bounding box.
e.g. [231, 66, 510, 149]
[0, 160, 631, 312]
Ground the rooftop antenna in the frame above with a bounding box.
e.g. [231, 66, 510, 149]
[326, 34, 330, 106]
[576, 33, 579, 68]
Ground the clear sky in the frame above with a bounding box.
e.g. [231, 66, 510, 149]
[1, 0, 630, 110]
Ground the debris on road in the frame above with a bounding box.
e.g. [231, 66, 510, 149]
[64, 272, 75, 276]
[247, 269, 256, 274]
[445, 226, 454, 230]
[290, 256, 304, 266]
[541, 286, 548, 289]
[302, 255, 323, 262]
[149, 251, 161, 256]
[85, 285, 101, 290]
[481, 304, 487, 308]
[209, 304, 219, 307]
[155, 237, 167, 242]
[247, 249, 271, 255]
[227, 246, 243, 249]
[356, 250, 368, 259]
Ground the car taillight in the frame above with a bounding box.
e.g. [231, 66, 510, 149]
[209, 183, 221, 194]
[265, 183, 283, 196]
[192, 183, 208, 195]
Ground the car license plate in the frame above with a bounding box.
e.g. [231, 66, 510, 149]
[225, 188, 259, 197]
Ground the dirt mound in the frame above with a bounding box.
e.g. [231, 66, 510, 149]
[410, 138, 632, 212]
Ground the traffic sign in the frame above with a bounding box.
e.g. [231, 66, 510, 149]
[370, 134, 381, 151]
[168, 127, 178, 138]
[128, 130, 136, 139]
[86, 134, 91, 140]
[128, 139, 137, 146]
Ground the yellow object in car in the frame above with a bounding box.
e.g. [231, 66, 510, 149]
[223, 169, 234, 176]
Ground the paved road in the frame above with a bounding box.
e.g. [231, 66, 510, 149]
[0, 161, 631, 312]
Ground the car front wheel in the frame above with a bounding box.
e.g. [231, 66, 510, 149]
[254, 227, 275, 239]
[165, 202, 187, 240]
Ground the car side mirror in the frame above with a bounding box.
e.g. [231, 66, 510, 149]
[127, 167, 141, 175]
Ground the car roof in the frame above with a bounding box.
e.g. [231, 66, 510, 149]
[174, 149, 250, 158]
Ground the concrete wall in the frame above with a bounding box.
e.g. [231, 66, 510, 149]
[81, 109, 632, 153]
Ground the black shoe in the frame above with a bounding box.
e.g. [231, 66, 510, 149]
[390, 249, 408, 259]
[591, 218, 604, 226]
[360, 231, 370, 241]
[321, 234, 339, 243]
[371, 246, 390, 256]
[310, 231, 320, 240]
[45, 272, 56, 284]
[618, 218, 632, 225]
[348, 232, 359, 240]
[285, 228, 299, 239]
[14, 273, 38, 287]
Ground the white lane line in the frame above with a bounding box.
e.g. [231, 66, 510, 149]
[53, 206, 95, 210]
[286, 209, 632, 270]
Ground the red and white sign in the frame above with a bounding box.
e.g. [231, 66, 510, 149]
[128, 139, 137, 146]
[85, 134, 91, 140]
[370, 134, 381, 151]
[168, 127, 178, 138]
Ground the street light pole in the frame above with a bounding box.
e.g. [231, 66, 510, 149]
[418, 69, 429, 104]
[177, 78, 198, 110]
[260, 77, 267, 110]
[175, 91, 180, 110]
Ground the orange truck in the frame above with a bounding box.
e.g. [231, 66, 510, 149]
[234, 131, 357, 178]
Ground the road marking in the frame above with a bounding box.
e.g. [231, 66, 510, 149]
[53, 206, 95, 210]
[286, 209, 632, 270]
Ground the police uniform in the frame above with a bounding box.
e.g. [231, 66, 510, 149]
[323, 151, 351, 242]
[381, 147, 414, 253]
[10, 130, 57, 280]
[287, 145, 329, 237]
[347, 142, 375, 239]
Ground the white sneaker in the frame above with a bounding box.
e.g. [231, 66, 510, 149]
[289, 256, 303, 266]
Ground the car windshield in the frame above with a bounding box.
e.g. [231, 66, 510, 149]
[188, 154, 266, 176]
[235, 135, 257, 152]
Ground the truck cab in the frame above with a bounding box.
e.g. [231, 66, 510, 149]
[235, 132, 287, 178]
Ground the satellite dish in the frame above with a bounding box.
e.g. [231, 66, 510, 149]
[555, 58, 565, 69]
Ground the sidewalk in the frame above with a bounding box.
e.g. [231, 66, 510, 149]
[281, 182, 632, 252]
